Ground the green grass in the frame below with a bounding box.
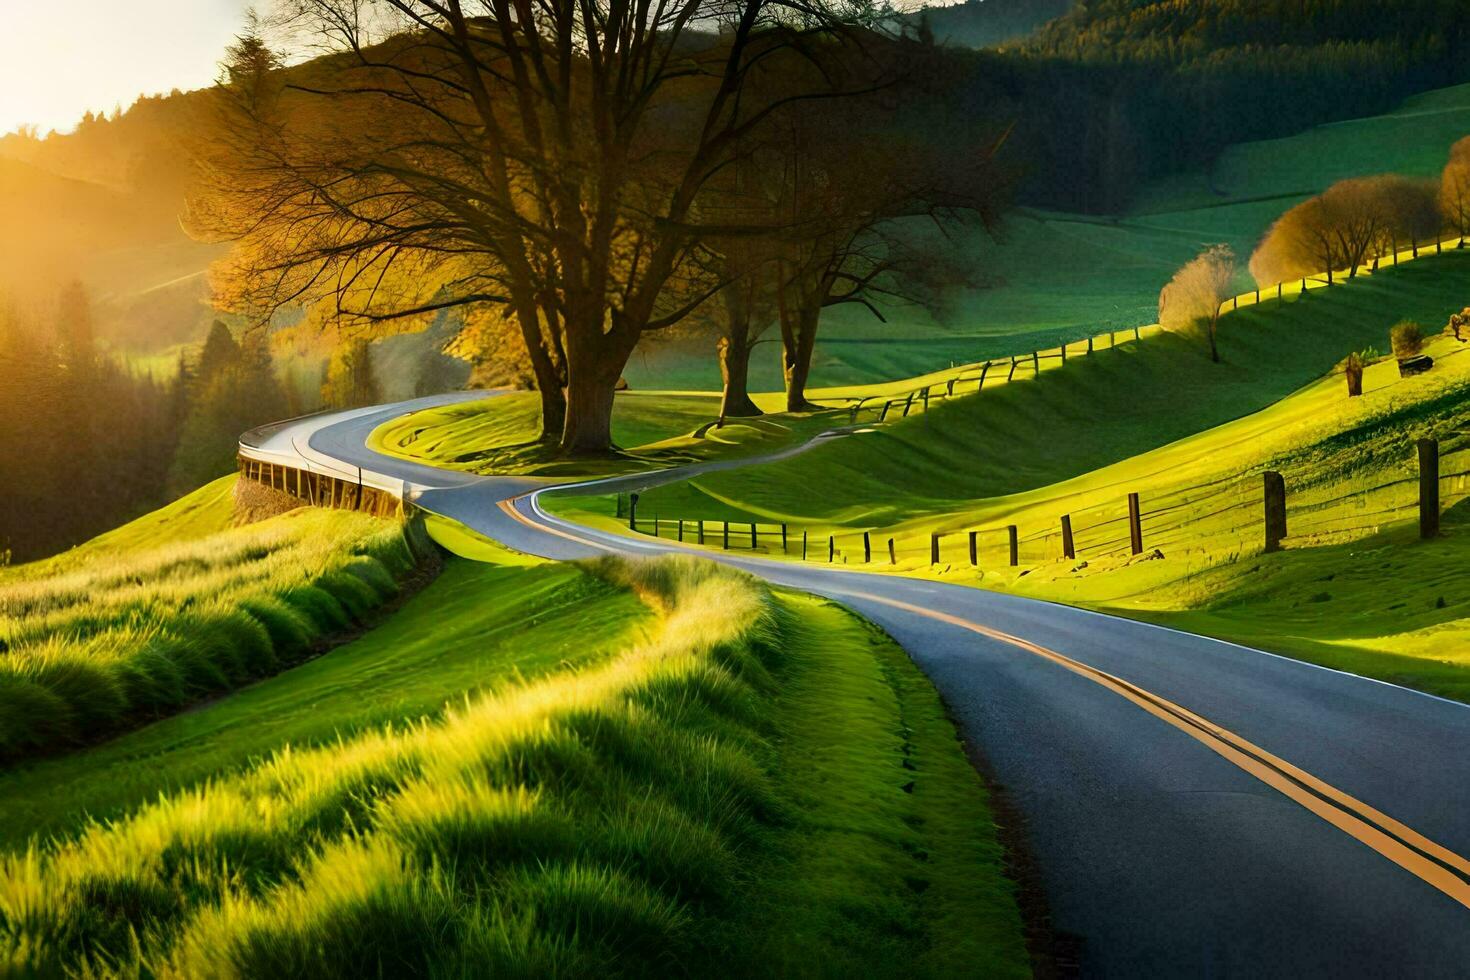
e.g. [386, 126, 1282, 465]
[0, 552, 649, 845]
[0, 555, 1027, 976]
[0, 483, 433, 762]
[624, 83, 1470, 390]
[552, 255, 1470, 698]
[556, 252, 1470, 529]
[370, 389, 852, 478]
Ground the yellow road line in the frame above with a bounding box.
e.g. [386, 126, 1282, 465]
[505, 493, 1470, 908]
[834, 589, 1470, 909]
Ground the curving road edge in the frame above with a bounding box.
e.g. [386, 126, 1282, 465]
[241, 392, 1470, 977]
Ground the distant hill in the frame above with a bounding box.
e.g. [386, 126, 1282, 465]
[906, 0, 1074, 49]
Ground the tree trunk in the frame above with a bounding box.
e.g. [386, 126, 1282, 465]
[782, 301, 820, 412]
[561, 365, 618, 456]
[514, 305, 566, 441]
[718, 335, 761, 418]
[1208, 313, 1221, 363]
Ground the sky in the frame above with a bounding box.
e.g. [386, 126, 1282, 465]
[0, 0, 247, 137]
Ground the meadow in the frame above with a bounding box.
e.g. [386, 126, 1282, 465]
[549, 255, 1470, 698]
[0, 547, 1027, 976]
[0, 477, 433, 761]
[622, 83, 1470, 390]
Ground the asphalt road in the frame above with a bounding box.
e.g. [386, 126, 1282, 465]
[242, 393, 1470, 977]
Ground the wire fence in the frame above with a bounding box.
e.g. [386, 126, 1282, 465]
[621, 438, 1469, 571]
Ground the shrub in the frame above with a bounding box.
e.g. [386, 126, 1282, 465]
[1447, 307, 1470, 342]
[1390, 320, 1425, 359]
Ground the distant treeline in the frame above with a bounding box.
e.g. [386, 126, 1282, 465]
[0, 291, 388, 563]
[952, 0, 1470, 211]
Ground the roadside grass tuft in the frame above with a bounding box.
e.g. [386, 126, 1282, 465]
[0, 508, 433, 762]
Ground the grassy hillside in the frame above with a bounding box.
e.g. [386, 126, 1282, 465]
[552, 255, 1470, 697]
[625, 83, 1470, 390]
[559, 251, 1470, 525]
[0, 478, 434, 761]
[370, 389, 853, 478]
[0, 547, 1027, 976]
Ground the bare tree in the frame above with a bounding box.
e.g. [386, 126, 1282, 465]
[1160, 244, 1234, 363]
[197, 0, 891, 455]
[765, 69, 1009, 410]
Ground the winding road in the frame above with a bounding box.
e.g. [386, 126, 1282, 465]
[242, 391, 1470, 977]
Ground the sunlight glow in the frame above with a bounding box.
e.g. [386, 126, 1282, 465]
[0, 0, 245, 136]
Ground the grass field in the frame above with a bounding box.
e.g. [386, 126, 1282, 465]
[0, 549, 1027, 976]
[551, 255, 1470, 698]
[0, 477, 433, 762]
[369, 389, 854, 477]
[623, 83, 1470, 390]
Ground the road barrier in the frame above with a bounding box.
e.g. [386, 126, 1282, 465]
[236, 455, 405, 518]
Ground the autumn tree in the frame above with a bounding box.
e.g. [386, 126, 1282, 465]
[1250, 176, 1441, 286]
[1160, 244, 1235, 363]
[196, 0, 893, 456]
[1441, 136, 1470, 241]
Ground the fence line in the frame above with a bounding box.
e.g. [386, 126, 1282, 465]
[620, 440, 1466, 571]
[840, 231, 1470, 427]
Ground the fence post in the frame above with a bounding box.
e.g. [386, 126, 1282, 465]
[1127, 492, 1143, 555]
[930, 532, 940, 565]
[781, 523, 788, 553]
[968, 530, 978, 566]
[698, 520, 705, 545]
[1419, 439, 1440, 539]
[1060, 342, 1067, 364]
[1263, 471, 1287, 553]
[946, 377, 956, 396]
[678, 519, 684, 542]
[1061, 515, 1075, 560]
[1032, 351, 1040, 374]
[1133, 325, 1141, 341]
[1087, 335, 1094, 354]
[888, 538, 897, 565]
[1007, 358, 1019, 382]
[750, 523, 758, 549]
[828, 536, 835, 563]
[1007, 526, 1019, 567]
[922, 386, 930, 412]
[879, 401, 891, 422]
[628, 492, 639, 531]
[902, 392, 915, 417]
[863, 531, 872, 563]
[723, 521, 729, 550]
[978, 361, 991, 390]
[802, 530, 808, 561]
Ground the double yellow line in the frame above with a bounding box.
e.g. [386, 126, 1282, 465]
[501, 494, 1470, 909]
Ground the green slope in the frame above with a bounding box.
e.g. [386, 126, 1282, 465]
[624, 83, 1470, 390]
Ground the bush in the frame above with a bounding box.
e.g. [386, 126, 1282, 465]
[1447, 307, 1470, 342]
[1390, 320, 1425, 359]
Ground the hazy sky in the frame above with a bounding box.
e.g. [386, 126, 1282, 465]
[0, 0, 247, 136]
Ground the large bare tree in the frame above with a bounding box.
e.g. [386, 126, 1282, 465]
[198, 0, 890, 454]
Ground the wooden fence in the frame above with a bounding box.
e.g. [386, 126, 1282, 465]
[841, 231, 1470, 427]
[620, 439, 1469, 569]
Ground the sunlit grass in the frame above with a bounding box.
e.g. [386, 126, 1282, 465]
[0, 554, 1027, 976]
[0, 498, 430, 761]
